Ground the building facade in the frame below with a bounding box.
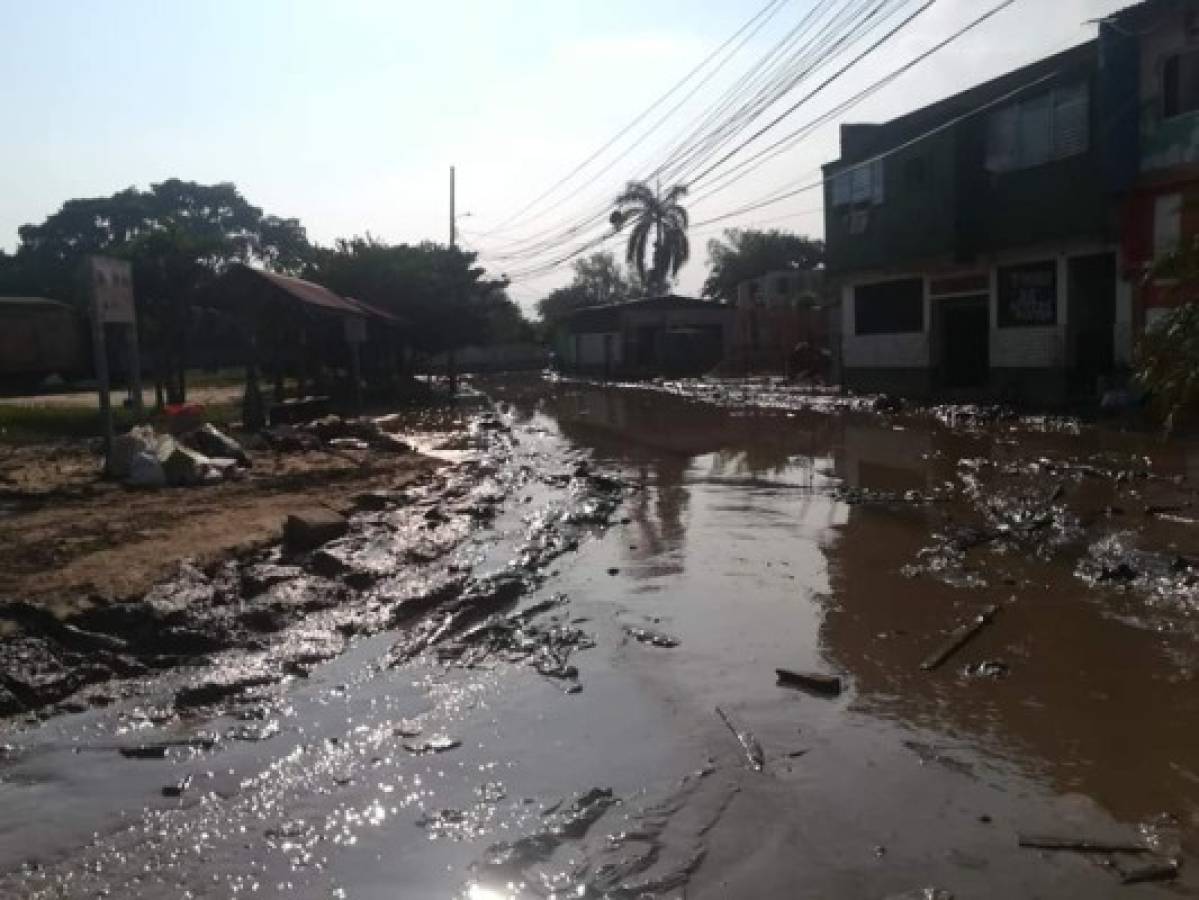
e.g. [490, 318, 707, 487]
[1112, 0, 1199, 328]
[557, 296, 734, 378]
[823, 34, 1139, 402]
[730, 269, 839, 376]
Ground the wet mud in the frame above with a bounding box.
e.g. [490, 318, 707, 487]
[0, 376, 1197, 898]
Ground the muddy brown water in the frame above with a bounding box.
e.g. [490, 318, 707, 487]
[2, 377, 1198, 898]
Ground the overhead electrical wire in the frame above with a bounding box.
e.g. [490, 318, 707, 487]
[478, 0, 788, 238]
[480, 0, 895, 260]
[496, 0, 1025, 286]
[484, 0, 923, 270]
[689, 0, 1020, 206]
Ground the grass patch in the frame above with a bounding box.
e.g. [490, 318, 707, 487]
[0, 402, 241, 445]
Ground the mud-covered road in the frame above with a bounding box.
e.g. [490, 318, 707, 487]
[2, 377, 1198, 898]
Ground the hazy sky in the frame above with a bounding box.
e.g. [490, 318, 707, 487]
[1, 0, 1132, 310]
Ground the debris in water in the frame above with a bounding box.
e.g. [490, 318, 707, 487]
[1017, 834, 1149, 854]
[624, 626, 679, 648]
[775, 668, 842, 696]
[119, 745, 168, 760]
[962, 660, 1009, 679]
[403, 735, 462, 755]
[715, 706, 764, 771]
[1119, 859, 1180, 885]
[162, 774, 192, 798]
[920, 604, 999, 672]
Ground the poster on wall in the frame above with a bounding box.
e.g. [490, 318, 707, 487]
[998, 261, 1057, 327]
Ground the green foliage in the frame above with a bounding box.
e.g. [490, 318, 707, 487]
[4, 179, 316, 403]
[701, 228, 824, 301]
[612, 181, 690, 295]
[1135, 239, 1199, 433]
[535, 252, 637, 325]
[311, 237, 523, 355]
[1136, 302, 1199, 434]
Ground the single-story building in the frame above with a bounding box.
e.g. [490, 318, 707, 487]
[557, 295, 734, 378]
[0, 297, 87, 387]
[730, 269, 839, 376]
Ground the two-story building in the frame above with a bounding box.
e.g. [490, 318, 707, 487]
[823, 34, 1136, 402]
[1110, 0, 1199, 327]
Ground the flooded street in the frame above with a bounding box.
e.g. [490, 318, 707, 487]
[2, 377, 1199, 898]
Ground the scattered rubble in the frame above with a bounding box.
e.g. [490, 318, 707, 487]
[282, 509, 349, 553]
[775, 668, 843, 696]
[624, 625, 680, 648]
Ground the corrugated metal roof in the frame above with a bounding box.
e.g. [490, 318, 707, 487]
[225, 266, 402, 326]
[241, 267, 366, 317]
[343, 295, 402, 324]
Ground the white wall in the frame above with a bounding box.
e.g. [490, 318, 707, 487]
[989, 254, 1067, 369]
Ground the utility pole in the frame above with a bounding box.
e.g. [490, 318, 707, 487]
[449, 165, 456, 248]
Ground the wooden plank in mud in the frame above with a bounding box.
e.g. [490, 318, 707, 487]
[920, 604, 999, 672]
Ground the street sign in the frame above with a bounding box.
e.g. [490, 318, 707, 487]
[88, 256, 137, 324]
[85, 255, 143, 471]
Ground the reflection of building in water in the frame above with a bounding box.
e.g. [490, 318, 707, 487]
[546, 385, 843, 580]
[834, 420, 937, 493]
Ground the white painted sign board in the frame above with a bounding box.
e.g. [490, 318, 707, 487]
[88, 256, 137, 324]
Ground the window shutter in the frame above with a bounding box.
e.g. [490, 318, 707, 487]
[1053, 83, 1089, 159]
[1018, 93, 1053, 168]
[986, 106, 1018, 172]
[832, 170, 851, 206]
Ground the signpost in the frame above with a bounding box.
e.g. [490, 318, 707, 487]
[344, 314, 366, 410]
[86, 256, 142, 472]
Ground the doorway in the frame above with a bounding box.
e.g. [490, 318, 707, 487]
[939, 295, 990, 388]
[1068, 252, 1116, 387]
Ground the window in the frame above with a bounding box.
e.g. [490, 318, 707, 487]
[1164, 50, 1199, 119]
[854, 278, 923, 335]
[831, 158, 884, 207]
[997, 261, 1057, 327]
[985, 83, 1090, 173]
[1154, 193, 1182, 259]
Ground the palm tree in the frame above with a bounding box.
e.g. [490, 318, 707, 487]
[610, 181, 690, 296]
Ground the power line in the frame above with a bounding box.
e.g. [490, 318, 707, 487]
[685, 0, 936, 188]
[479, 0, 909, 268]
[479, 0, 787, 238]
[690, 0, 1022, 206]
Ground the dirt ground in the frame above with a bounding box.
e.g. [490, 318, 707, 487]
[0, 436, 440, 618]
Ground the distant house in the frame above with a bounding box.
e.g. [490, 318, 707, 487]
[0, 297, 86, 387]
[557, 295, 734, 378]
[822, 38, 1132, 402]
[731, 269, 838, 375]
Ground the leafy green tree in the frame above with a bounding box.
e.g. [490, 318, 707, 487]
[313, 237, 514, 356]
[701, 228, 824, 302]
[535, 252, 637, 326]
[611, 181, 690, 295]
[1136, 240, 1199, 433]
[8, 179, 314, 402]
